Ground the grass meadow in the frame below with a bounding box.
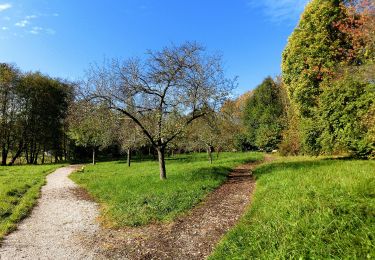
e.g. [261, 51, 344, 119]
[0, 164, 63, 239]
[70, 152, 263, 227]
[2, 153, 373, 259]
[210, 157, 375, 259]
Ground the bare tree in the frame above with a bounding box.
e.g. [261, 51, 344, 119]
[86, 42, 234, 179]
[186, 112, 221, 164]
[115, 117, 146, 167]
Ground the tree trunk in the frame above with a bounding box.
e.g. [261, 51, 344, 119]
[207, 146, 213, 164]
[92, 147, 96, 165]
[157, 147, 167, 180]
[55, 153, 58, 163]
[33, 143, 40, 165]
[8, 141, 23, 166]
[1, 92, 9, 166]
[63, 132, 67, 161]
[29, 144, 33, 164]
[34, 151, 39, 164]
[1, 147, 8, 166]
[42, 145, 45, 164]
[25, 145, 29, 164]
[127, 148, 131, 167]
[28, 140, 36, 165]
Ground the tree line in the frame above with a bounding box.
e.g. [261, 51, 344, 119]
[0, 44, 238, 180]
[0, 64, 73, 165]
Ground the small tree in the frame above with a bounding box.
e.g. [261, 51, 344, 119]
[243, 77, 286, 151]
[187, 113, 221, 164]
[68, 101, 114, 164]
[220, 98, 249, 152]
[116, 117, 146, 167]
[86, 42, 234, 179]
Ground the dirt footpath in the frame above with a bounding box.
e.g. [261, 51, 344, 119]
[96, 157, 270, 259]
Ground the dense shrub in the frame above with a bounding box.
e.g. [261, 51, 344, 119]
[319, 74, 375, 157]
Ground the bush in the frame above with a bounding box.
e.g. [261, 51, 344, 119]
[279, 102, 301, 156]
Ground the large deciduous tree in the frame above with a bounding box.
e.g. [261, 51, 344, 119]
[282, 0, 374, 156]
[0, 63, 20, 165]
[19, 73, 73, 164]
[86, 42, 234, 179]
[282, 0, 352, 117]
[186, 113, 221, 164]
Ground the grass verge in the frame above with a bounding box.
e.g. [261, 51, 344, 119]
[70, 152, 263, 227]
[210, 157, 375, 259]
[0, 164, 63, 240]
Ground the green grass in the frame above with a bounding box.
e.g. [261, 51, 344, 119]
[70, 152, 263, 227]
[210, 157, 375, 259]
[0, 164, 63, 239]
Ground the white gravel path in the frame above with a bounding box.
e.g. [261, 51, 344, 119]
[0, 165, 100, 260]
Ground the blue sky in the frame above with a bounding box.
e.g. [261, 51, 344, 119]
[0, 0, 308, 95]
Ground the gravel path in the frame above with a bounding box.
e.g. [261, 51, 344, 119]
[0, 165, 100, 260]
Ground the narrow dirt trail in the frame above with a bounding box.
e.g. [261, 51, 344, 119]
[96, 156, 271, 259]
[0, 165, 100, 260]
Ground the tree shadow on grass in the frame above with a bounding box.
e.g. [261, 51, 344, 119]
[321, 156, 364, 161]
[114, 159, 158, 165]
[174, 166, 232, 181]
[165, 157, 189, 161]
[114, 156, 216, 165]
[253, 159, 337, 178]
[165, 156, 214, 164]
[181, 157, 262, 181]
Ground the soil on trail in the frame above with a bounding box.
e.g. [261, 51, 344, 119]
[95, 156, 271, 260]
[0, 165, 100, 260]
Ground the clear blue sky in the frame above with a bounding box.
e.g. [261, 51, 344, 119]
[0, 0, 308, 95]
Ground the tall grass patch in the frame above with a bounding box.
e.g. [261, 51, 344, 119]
[210, 158, 375, 259]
